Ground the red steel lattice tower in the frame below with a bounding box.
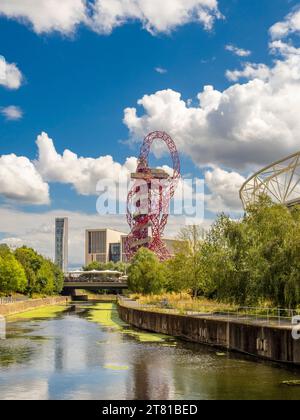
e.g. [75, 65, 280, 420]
[126, 131, 181, 261]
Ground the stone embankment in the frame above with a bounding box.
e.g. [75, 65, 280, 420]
[0, 296, 70, 317]
[118, 301, 300, 366]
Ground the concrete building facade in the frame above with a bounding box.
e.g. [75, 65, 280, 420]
[55, 218, 68, 273]
[121, 235, 130, 263]
[120, 235, 181, 262]
[86, 229, 183, 265]
[85, 229, 126, 265]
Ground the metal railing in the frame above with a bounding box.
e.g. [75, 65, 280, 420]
[118, 297, 300, 327]
[64, 280, 127, 284]
[199, 306, 300, 327]
[64, 278, 127, 284]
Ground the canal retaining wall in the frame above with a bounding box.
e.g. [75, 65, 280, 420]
[118, 302, 300, 366]
[0, 296, 70, 317]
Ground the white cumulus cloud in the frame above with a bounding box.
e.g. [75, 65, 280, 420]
[124, 41, 300, 172]
[225, 44, 251, 57]
[0, 154, 50, 205]
[270, 7, 300, 39]
[269, 39, 300, 57]
[0, 0, 221, 35]
[0, 132, 138, 206]
[34, 132, 137, 196]
[1, 105, 23, 120]
[205, 167, 245, 213]
[0, 0, 87, 34]
[225, 62, 271, 82]
[0, 55, 23, 89]
[90, 0, 221, 34]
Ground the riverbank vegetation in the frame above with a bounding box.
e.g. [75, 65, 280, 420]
[131, 292, 236, 314]
[128, 248, 166, 295]
[7, 305, 68, 321]
[0, 245, 64, 297]
[128, 198, 300, 309]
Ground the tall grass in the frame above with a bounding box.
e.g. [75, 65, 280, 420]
[128, 293, 300, 320]
[130, 292, 237, 314]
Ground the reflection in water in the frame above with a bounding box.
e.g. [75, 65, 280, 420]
[129, 349, 176, 400]
[0, 378, 49, 400]
[0, 302, 300, 400]
[0, 342, 34, 367]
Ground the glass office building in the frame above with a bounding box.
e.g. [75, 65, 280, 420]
[55, 218, 68, 273]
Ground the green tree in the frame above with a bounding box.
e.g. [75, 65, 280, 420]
[199, 197, 300, 308]
[83, 261, 104, 271]
[15, 246, 64, 296]
[14, 247, 43, 294]
[163, 196, 300, 308]
[36, 260, 55, 295]
[0, 254, 27, 294]
[114, 261, 130, 274]
[83, 261, 129, 273]
[244, 198, 300, 307]
[166, 225, 206, 297]
[51, 262, 64, 294]
[0, 244, 12, 258]
[128, 248, 166, 294]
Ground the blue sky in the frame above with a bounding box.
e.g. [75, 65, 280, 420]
[1, 0, 293, 161]
[1, 0, 300, 264]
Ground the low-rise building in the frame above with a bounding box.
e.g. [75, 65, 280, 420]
[85, 229, 186, 265]
[85, 229, 127, 265]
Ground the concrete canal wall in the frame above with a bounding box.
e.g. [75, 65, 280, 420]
[0, 296, 70, 317]
[118, 302, 300, 366]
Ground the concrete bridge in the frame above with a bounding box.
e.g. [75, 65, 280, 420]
[63, 270, 128, 293]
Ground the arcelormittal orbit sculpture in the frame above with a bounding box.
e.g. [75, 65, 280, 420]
[126, 131, 181, 261]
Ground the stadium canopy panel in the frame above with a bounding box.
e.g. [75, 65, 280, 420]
[240, 152, 300, 210]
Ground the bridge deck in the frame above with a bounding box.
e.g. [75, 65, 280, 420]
[64, 282, 128, 289]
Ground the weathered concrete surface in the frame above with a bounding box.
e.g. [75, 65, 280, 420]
[118, 303, 300, 366]
[0, 296, 70, 317]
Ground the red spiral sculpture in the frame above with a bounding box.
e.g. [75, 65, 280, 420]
[126, 131, 181, 261]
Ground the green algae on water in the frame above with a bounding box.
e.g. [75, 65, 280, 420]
[282, 380, 300, 386]
[28, 336, 49, 342]
[7, 305, 68, 322]
[88, 303, 174, 344]
[123, 330, 170, 343]
[104, 364, 129, 371]
[87, 303, 127, 329]
[162, 343, 177, 347]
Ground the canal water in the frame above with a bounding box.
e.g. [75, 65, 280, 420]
[0, 302, 300, 400]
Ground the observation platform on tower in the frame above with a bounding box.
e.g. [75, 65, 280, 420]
[131, 168, 170, 180]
